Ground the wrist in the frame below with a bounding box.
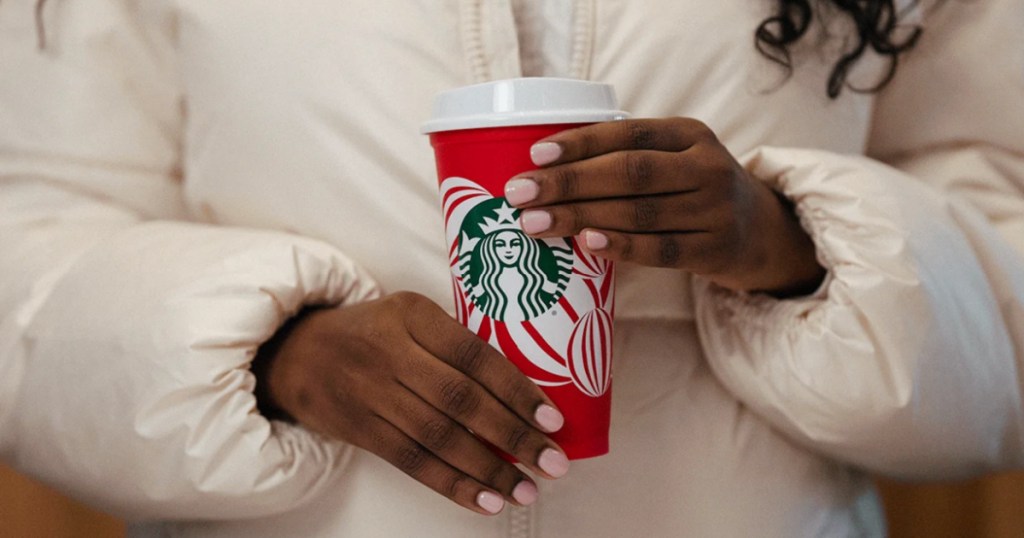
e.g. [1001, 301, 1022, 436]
[714, 186, 825, 297]
[751, 189, 825, 296]
[251, 310, 314, 423]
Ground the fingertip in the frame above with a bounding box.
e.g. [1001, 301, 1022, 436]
[537, 448, 570, 479]
[505, 177, 539, 206]
[534, 403, 565, 433]
[582, 229, 609, 251]
[520, 210, 552, 235]
[512, 480, 539, 506]
[476, 490, 505, 514]
[530, 142, 562, 166]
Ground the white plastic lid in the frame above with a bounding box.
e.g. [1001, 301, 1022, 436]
[421, 77, 629, 134]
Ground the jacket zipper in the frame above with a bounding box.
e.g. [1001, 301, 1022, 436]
[459, 0, 595, 82]
[508, 504, 534, 538]
[456, 2, 597, 536]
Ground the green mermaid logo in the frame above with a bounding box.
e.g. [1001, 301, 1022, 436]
[456, 199, 571, 322]
[442, 176, 614, 397]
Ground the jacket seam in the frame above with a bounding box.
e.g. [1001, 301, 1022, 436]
[570, 0, 595, 80]
[459, 0, 489, 83]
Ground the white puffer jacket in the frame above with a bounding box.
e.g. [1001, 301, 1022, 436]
[1, 0, 1022, 536]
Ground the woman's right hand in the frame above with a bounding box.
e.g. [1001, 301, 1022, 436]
[255, 291, 570, 515]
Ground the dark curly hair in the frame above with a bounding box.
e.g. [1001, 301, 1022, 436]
[22, 0, 922, 98]
[756, 0, 925, 98]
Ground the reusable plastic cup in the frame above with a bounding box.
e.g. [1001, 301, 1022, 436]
[422, 78, 629, 459]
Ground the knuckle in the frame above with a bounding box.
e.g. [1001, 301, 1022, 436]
[368, 426, 391, 452]
[705, 153, 738, 182]
[482, 462, 508, 489]
[552, 166, 580, 199]
[577, 130, 600, 158]
[422, 419, 457, 451]
[658, 236, 683, 267]
[503, 379, 528, 411]
[686, 119, 716, 141]
[361, 327, 388, 351]
[504, 424, 532, 454]
[667, 193, 698, 216]
[442, 472, 468, 499]
[565, 203, 587, 233]
[440, 377, 481, 417]
[389, 291, 433, 319]
[631, 198, 659, 231]
[668, 116, 691, 130]
[625, 121, 657, 150]
[395, 443, 428, 475]
[618, 234, 635, 259]
[389, 290, 424, 307]
[623, 152, 655, 192]
[696, 237, 731, 274]
[451, 337, 487, 374]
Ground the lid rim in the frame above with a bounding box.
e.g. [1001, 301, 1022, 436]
[421, 111, 630, 134]
[421, 78, 627, 134]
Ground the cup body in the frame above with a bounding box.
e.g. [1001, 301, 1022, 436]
[423, 79, 626, 459]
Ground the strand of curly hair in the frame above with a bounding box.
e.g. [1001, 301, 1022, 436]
[18, 0, 924, 98]
[755, 0, 926, 98]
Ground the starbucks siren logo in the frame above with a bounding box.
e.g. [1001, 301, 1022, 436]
[441, 176, 613, 397]
[457, 198, 571, 322]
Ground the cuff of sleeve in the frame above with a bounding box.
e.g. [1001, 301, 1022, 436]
[693, 146, 1023, 477]
[0, 220, 380, 520]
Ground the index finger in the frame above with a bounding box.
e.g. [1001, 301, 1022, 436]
[403, 297, 566, 435]
[530, 117, 713, 167]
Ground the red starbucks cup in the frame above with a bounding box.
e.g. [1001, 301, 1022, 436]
[422, 78, 629, 460]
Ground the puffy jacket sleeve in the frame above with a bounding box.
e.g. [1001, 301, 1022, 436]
[0, 1, 379, 520]
[693, 0, 1024, 479]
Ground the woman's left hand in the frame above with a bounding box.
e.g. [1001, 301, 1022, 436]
[504, 118, 825, 296]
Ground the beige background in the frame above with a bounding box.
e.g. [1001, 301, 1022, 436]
[2, 463, 1023, 536]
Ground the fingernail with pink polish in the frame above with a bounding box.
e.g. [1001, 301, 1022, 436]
[521, 210, 552, 234]
[584, 230, 609, 250]
[477, 491, 505, 514]
[535, 404, 564, 433]
[505, 178, 539, 206]
[538, 448, 570, 478]
[512, 481, 539, 506]
[531, 142, 562, 166]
